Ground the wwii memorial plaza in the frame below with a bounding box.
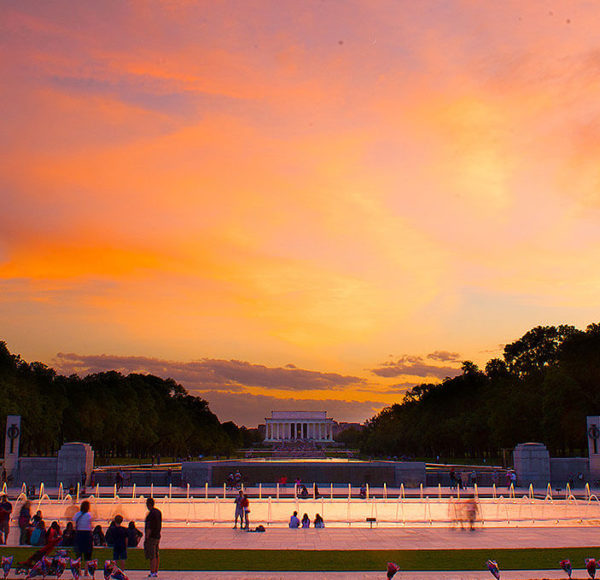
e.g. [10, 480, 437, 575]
[5, 374, 600, 578]
[4, 0, 600, 577]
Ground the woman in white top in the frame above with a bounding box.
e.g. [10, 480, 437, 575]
[73, 500, 93, 564]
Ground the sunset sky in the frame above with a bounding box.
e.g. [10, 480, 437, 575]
[2, 1, 600, 427]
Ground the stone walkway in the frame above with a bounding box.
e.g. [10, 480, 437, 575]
[7, 524, 600, 550]
[131, 526, 600, 550]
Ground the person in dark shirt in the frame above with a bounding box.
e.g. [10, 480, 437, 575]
[61, 521, 75, 546]
[92, 525, 106, 546]
[127, 521, 142, 547]
[0, 494, 12, 545]
[105, 520, 116, 547]
[144, 498, 161, 578]
[111, 515, 128, 570]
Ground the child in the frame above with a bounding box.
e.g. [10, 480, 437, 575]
[111, 515, 129, 570]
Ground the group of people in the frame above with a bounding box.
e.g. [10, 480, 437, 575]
[296, 483, 321, 499]
[17, 501, 51, 546]
[288, 511, 325, 528]
[70, 498, 162, 578]
[5, 495, 163, 578]
[226, 470, 244, 490]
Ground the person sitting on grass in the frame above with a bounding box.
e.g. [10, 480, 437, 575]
[61, 522, 75, 546]
[105, 519, 116, 547]
[46, 521, 61, 544]
[289, 511, 300, 528]
[127, 521, 143, 547]
[92, 524, 106, 546]
[30, 519, 46, 546]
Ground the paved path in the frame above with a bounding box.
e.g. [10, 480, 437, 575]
[113, 526, 600, 550]
[6, 524, 600, 550]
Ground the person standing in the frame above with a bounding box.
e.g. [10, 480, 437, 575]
[233, 490, 244, 529]
[144, 497, 161, 578]
[0, 493, 12, 544]
[241, 493, 250, 530]
[73, 500, 93, 568]
[18, 500, 31, 545]
[111, 515, 128, 571]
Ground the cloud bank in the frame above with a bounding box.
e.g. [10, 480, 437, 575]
[53, 352, 365, 391]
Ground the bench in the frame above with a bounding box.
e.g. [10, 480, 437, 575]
[366, 517, 376, 528]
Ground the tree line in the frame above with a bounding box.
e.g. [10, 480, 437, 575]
[0, 341, 239, 458]
[360, 324, 600, 459]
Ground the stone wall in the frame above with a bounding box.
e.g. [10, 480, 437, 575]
[181, 460, 424, 486]
[513, 442, 550, 487]
[16, 457, 57, 486]
[550, 457, 589, 487]
[57, 443, 94, 488]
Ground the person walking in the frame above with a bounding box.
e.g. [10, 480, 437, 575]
[144, 497, 162, 578]
[73, 500, 93, 569]
[233, 490, 244, 529]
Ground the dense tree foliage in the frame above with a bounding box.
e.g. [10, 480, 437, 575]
[0, 342, 233, 457]
[361, 324, 600, 459]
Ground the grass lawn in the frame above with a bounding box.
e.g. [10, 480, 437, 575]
[1, 547, 600, 571]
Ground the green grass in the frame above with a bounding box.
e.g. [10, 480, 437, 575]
[2, 547, 600, 571]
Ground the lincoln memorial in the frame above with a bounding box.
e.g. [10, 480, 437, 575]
[264, 410, 335, 442]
